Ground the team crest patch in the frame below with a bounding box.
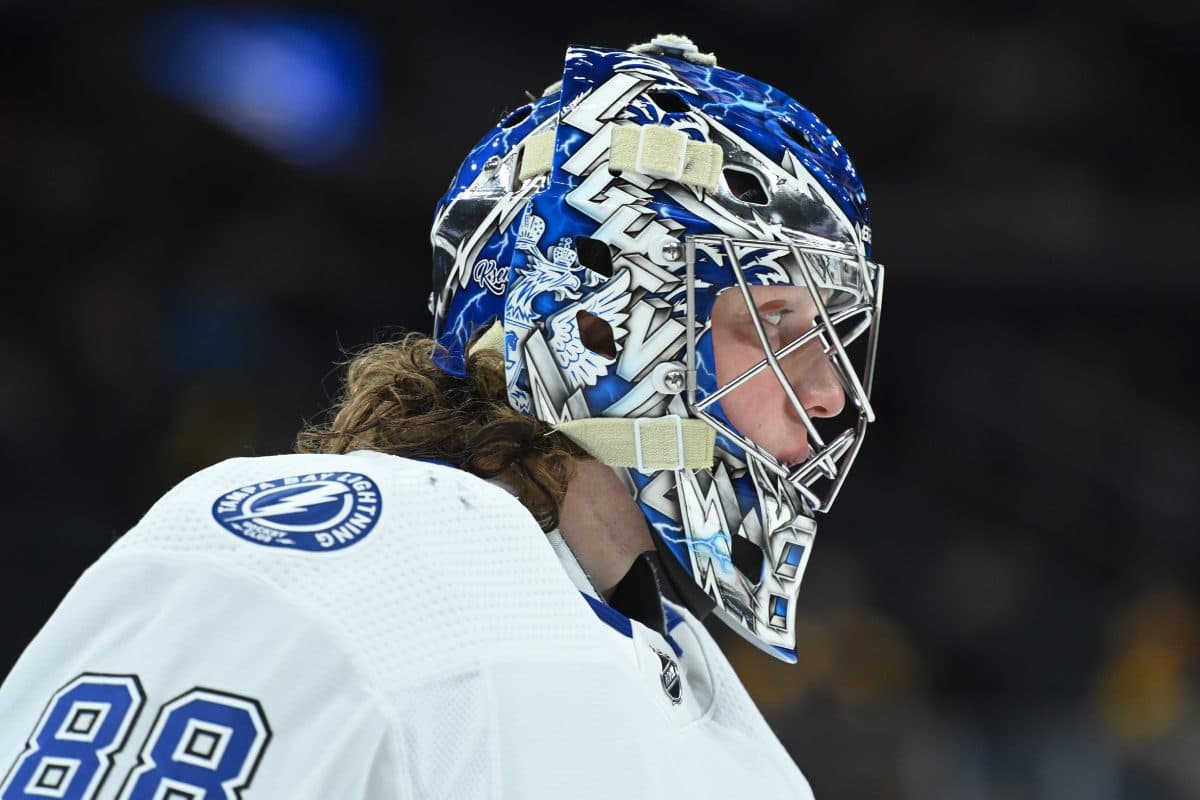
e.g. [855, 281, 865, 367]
[212, 472, 381, 552]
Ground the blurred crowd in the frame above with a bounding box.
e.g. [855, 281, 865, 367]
[2, 2, 1198, 798]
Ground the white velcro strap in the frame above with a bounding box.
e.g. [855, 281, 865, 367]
[683, 139, 723, 192]
[637, 125, 688, 181]
[553, 415, 716, 471]
[635, 415, 683, 471]
[609, 125, 641, 173]
[519, 129, 556, 181]
[608, 124, 722, 191]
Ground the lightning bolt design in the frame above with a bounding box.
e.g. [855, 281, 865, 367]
[660, 530, 733, 574]
[229, 483, 350, 522]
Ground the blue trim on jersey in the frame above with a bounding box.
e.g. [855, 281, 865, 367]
[665, 635, 683, 658]
[582, 593, 684, 657]
[581, 592, 632, 638]
[663, 604, 686, 657]
[664, 604, 685, 632]
[405, 456, 455, 469]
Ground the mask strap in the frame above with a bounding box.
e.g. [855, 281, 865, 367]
[467, 322, 712, 471]
[609, 125, 723, 192]
[517, 128, 556, 182]
[554, 415, 715, 471]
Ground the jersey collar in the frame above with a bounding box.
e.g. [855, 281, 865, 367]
[547, 529, 678, 639]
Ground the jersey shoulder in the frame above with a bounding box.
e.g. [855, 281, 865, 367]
[117, 450, 524, 557]
[104, 451, 608, 686]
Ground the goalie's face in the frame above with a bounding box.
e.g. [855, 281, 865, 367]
[710, 284, 847, 468]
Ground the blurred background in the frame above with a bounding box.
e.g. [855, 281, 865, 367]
[2, 1, 1197, 797]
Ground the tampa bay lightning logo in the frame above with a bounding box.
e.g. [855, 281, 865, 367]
[211, 472, 382, 552]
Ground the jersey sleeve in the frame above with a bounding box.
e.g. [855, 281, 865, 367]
[0, 451, 565, 800]
[1, 450, 815, 799]
[0, 551, 416, 799]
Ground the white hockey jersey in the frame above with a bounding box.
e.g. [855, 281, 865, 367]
[0, 451, 813, 799]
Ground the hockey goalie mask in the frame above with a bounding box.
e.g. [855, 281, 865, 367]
[430, 36, 883, 662]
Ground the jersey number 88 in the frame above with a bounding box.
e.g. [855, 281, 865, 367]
[1, 673, 270, 800]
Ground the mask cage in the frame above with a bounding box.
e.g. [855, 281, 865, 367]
[684, 234, 885, 513]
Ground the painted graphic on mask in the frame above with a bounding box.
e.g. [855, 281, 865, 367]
[430, 43, 881, 661]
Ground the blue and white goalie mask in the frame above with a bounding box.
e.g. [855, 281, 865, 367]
[430, 35, 883, 662]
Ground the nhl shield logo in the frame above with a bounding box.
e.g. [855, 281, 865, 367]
[654, 649, 683, 705]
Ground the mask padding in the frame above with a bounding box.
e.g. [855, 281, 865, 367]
[730, 534, 765, 586]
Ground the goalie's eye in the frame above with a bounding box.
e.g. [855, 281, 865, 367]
[762, 310, 785, 326]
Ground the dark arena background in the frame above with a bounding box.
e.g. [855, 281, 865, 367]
[3, 3, 1198, 797]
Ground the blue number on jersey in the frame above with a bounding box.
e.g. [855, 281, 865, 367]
[2, 679, 270, 800]
[0, 674, 145, 800]
[118, 689, 270, 800]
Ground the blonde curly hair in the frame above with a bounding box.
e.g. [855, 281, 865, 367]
[295, 333, 586, 531]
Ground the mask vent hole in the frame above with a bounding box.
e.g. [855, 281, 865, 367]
[648, 91, 690, 113]
[500, 104, 532, 128]
[575, 236, 614, 277]
[730, 535, 765, 586]
[576, 311, 616, 359]
[780, 121, 816, 151]
[723, 167, 769, 205]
